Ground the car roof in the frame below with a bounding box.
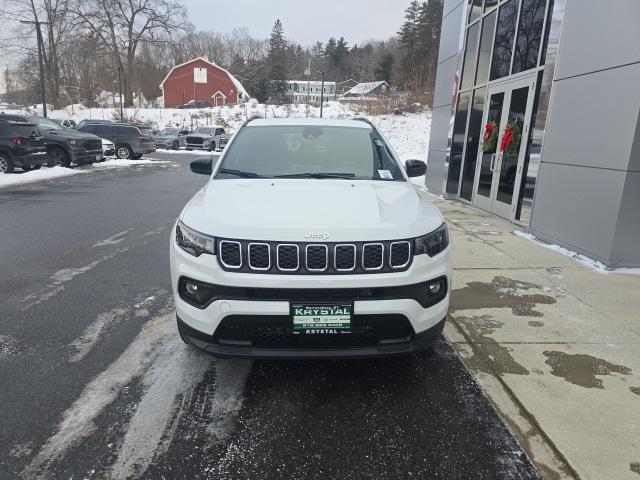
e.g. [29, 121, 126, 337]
[246, 118, 372, 129]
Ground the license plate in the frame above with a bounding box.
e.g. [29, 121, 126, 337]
[291, 303, 352, 335]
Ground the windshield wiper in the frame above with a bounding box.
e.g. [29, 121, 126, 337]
[274, 172, 356, 179]
[218, 168, 267, 178]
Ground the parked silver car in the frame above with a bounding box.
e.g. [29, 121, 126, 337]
[154, 128, 190, 150]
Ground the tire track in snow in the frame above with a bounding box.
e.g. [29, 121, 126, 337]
[22, 310, 252, 479]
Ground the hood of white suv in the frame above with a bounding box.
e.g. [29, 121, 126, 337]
[181, 179, 444, 242]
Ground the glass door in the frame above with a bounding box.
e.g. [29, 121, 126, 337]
[472, 76, 537, 220]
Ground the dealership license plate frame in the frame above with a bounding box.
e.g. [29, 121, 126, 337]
[291, 303, 353, 335]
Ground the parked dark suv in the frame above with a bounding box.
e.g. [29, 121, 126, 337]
[0, 119, 48, 173]
[77, 123, 156, 159]
[0, 114, 103, 167]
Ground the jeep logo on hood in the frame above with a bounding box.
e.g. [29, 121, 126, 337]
[305, 231, 330, 241]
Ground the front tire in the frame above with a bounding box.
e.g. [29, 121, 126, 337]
[48, 147, 71, 168]
[0, 153, 14, 173]
[116, 145, 133, 159]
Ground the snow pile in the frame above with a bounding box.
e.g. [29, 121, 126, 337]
[92, 159, 174, 169]
[0, 166, 82, 189]
[513, 230, 640, 275]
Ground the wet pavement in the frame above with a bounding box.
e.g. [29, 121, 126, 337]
[437, 198, 640, 480]
[0, 153, 540, 479]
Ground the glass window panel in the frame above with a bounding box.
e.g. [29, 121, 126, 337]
[475, 11, 497, 85]
[485, 0, 498, 11]
[490, 0, 519, 80]
[460, 88, 486, 201]
[513, 0, 547, 74]
[497, 86, 529, 204]
[468, 0, 483, 23]
[539, 0, 555, 66]
[446, 92, 472, 194]
[517, 70, 543, 222]
[460, 23, 480, 91]
[477, 92, 505, 198]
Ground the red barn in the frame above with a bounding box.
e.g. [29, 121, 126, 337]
[159, 57, 249, 108]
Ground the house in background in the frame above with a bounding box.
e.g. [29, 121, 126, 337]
[343, 81, 389, 98]
[160, 57, 249, 108]
[285, 80, 337, 103]
[336, 79, 359, 95]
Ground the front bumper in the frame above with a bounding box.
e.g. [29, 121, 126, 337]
[178, 315, 446, 359]
[170, 234, 452, 358]
[70, 148, 103, 164]
[12, 150, 48, 167]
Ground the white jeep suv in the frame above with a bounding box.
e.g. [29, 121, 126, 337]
[170, 117, 451, 358]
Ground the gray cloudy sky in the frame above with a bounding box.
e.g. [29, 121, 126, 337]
[184, 0, 408, 45]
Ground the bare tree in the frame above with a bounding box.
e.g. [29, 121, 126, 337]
[70, 0, 191, 106]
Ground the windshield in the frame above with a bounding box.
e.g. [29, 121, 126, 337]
[37, 117, 64, 130]
[216, 125, 405, 181]
[194, 127, 215, 135]
[159, 128, 179, 135]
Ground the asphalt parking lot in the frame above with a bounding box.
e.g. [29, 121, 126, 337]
[0, 153, 540, 480]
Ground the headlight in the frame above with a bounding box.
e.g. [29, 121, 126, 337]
[414, 223, 449, 257]
[175, 220, 215, 257]
[68, 139, 78, 145]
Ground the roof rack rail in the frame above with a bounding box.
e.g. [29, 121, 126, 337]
[353, 117, 375, 128]
[240, 115, 263, 128]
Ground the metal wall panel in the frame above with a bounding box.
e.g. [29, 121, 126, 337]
[611, 172, 640, 267]
[426, 150, 448, 193]
[443, 0, 465, 23]
[433, 56, 458, 108]
[555, 0, 640, 80]
[430, 105, 453, 153]
[438, 2, 467, 64]
[541, 62, 640, 171]
[531, 162, 626, 263]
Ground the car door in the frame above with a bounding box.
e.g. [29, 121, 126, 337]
[95, 124, 114, 141]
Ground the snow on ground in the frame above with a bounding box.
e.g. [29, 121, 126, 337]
[0, 159, 175, 188]
[513, 230, 640, 275]
[0, 166, 82, 189]
[91, 158, 175, 169]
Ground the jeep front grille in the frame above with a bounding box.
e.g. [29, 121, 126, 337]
[217, 239, 413, 275]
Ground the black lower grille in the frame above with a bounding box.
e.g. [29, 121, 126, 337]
[186, 136, 204, 145]
[214, 314, 414, 349]
[83, 139, 102, 151]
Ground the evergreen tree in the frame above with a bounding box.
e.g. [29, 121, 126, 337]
[375, 54, 395, 84]
[268, 19, 288, 101]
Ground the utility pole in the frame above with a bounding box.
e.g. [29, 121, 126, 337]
[117, 66, 124, 120]
[320, 72, 325, 118]
[20, 19, 49, 117]
[305, 58, 311, 104]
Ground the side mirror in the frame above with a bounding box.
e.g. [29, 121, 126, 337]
[190, 157, 213, 176]
[405, 159, 427, 178]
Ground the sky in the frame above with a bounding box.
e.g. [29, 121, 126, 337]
[183, 0, 408, 45]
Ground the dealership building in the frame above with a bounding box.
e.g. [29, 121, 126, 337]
[426, 0, 639, 267]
